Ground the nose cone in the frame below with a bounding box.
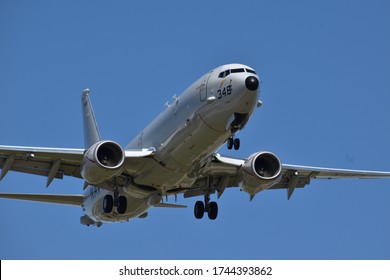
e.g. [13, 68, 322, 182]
[245, 76, 259, 91]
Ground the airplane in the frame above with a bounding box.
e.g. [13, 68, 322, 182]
[1, 63, 390, 227]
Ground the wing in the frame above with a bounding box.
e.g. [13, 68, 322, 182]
[0, 145, 85, 187]
[275, 163, 390, 199]
[185, 153, 390, 200]
[0, 145, 155, 187]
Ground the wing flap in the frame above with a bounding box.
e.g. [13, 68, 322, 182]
[0, 157, 82, 179]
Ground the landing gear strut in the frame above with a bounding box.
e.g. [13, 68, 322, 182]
[194, 194, 218, 220]
[227, 136, 240, 150]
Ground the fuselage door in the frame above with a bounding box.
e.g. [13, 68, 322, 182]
[199, 71, 213, 102]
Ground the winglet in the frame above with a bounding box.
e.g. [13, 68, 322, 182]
[81, 89, 101, 149]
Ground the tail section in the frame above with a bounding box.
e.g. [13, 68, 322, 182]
[81, 89, 101, 149]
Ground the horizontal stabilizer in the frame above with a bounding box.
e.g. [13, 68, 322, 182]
[0, 193, 84, 206]
[155, 202, 187, 209]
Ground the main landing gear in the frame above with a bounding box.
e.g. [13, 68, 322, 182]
[194, 194, 218, 220]
[103, 193, 127, 214]
[227, 136, 240, 150]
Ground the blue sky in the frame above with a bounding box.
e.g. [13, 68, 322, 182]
[0, 0, 390, 259]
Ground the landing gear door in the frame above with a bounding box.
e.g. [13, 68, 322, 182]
[199, 71, 213, 102]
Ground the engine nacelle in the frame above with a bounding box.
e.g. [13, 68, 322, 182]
[81, 140, 125, 185]
[240, 152, 282, 195]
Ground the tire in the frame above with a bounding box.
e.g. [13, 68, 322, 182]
[103, 195, 113, 213]
[117, 196, 127, 214]
[194, 201, 205, 219]
[227, 138, 233, 150]
[208, 201, 218, 220]
[233, 138, 240, 150]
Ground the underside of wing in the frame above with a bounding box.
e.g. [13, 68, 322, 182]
[273, 164, 390, 199]
[0, 145, 85, 185]
[0, 144, 157, 189]
[282, 164, 390, 179]
[184, 153, 242, 199]
[0, 193, 84, 206]
[185, 153, 390, 200]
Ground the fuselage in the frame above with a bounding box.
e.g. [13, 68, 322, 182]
[83, 63, 260, 223]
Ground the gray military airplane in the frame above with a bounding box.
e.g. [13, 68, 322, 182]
[1, 63, 389, 226]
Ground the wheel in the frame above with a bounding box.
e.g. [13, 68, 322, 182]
[117, 196, 127, 214]
[194, 201, 205, 219]
[227, 138, 233, 150]
[208, 201, 218, 220]
[103, 195, 113, 213]
[233, 138, 240, 150]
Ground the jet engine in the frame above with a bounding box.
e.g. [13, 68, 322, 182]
[240, 152, 282, 195]
[81, 140, 125, 185]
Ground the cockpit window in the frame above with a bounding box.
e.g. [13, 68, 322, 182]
[230, 68, 245, 73]
[218, 69, 231, 78]
[218, 67, 256, 78]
